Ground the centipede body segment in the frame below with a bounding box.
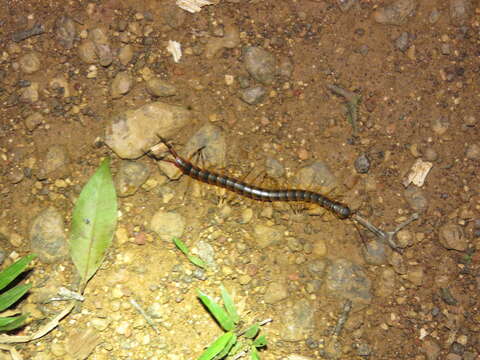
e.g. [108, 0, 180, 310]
[159, 140, 352, 219]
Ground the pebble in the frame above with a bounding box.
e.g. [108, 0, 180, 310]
[239, 208, 253, 224]
[324, 259, 372, 304]
[396, 229, 413, 248]
[424, 147, 438, 162]
[145, 77, 177, 97]
[279, 299, 315, 342]
[115, 160, 150, 197]
[205, 24, 240, 59]
[111, 71, 132, 99]
[38, 144, 69, 179]
[465, 144, 480, 160]
[149, 210, 185, 241]
[105, 101, 193, 159]
[19, 52, 41, 74]
[362, 238, 388, 265]
[238, 274, 251, 285]
[239, 86, 266, 105]
[449, 0, 472, 25]
[118, 44, 134, 66]
[373, 0, 418, 25]
[55, 16, 76, 49]
[421, 339, 440, 360]
[375, 268, 396, 297]
[395, 32, 411, 51]
[438, 223, 467, 251]
[50, 76, 70, 98]
[30, 207, 69, 263]
[89, 28, 113, 67]
[407, 265, 424, 286]
[265, 157, 285, 178]
[243, 46, 276, 85]
[253, 224, 284, 248]
[264, 281, 288, 303]
[354, 154, 370, 174]
[277, 57, 294, 79]
[183, 123, 227, 168]
[193, 240, 216, 267]
[78, 40, 97, 64]
[388, 251, 407, 274]
[91, 318, 110, 331]
[20, 82, 39, 103]
[431, 116, 450, 135]
[24, 112, 44, 132]
[404, 186, 428, 213]
[312, 239, 327, 257]
[295, 161, 338, 194]
[464, 115, 477, 127]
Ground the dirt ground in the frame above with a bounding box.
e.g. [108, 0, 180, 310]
[0, 0, 479, 359]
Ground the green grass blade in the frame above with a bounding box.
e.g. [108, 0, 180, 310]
[0, 284, 31, 312]
[173, 237, 189, 255]
[0, 254, 36, 292]
[187, 254, 207, 269]
[250, 346, 260, 360]
[70, 158, 117, 289]
[252, 335, 267, 348]
[220, 285, 240, 324]
[197, 289, 235, 331]
[213, 333, 237, 360]
[244, 323, 260, 339]
[0, 314, 28, 332]
[198, 332, 235, 360]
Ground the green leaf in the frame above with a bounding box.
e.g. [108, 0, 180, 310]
[250, 346, 260, 360]
[0, 314, 28, 332]
[198, 332, 235, 360]
[0, 254, 36, 292]
[173, 237, 189, 255]
[0, 284, 31, 312]
[197, 289, 235, 331]
[213, 333, 237, 360]
[244, 323, 260, 339]
[70, 158, 117, 289]
[220, 285, 240, 324]
[173, 238, 207, 269]
[252, 335, 267, 348]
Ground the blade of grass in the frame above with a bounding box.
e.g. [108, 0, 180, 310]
[70, 158, 117, 291]
[198, 332, 235, 360]
[173, 238, 207, 269]
[0, 314, 28, 332]
[250, 346, 260, 360]
[0, 284, 31, 312]
[213, 332, 237, 360]
[220, 285, 240, 324]
[197, 289, 235, 331]
[252, 335, 267, 348]
[0, 254, 36, 292]
[243, 323, 260, 339]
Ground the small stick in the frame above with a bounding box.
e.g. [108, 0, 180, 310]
[327, 84, 361, 137]
[129, 299, 160, 334]
[333, 300, 352, 337]
[12, 23, 45, 42]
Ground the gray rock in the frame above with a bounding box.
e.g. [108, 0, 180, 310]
[362, 238, 388, 265]
[38, 145, 70, 179]
[325, 259, 372, 304]
[111, 71, 132, 99]
[449, 0, 472, 25]
[89, 28, 113, 67]
[404, 186, 428, 213]
[118, 45, 134, 66]
[373, 0, 417, 25]
[149, 210, 185, 242]
[354, 154, 370, 174]
[244, 46, 276, 85]
[265, 157, 285, 178]
[264, 281, 288, 304]
[55, 16, 76, 49]
[19, 52, 41, 74]
[239, 86, 266, 105]
[115, 161, 150, 197]
[105, 102, 193, 159]
[438, 223, 467, 251]
[183, 124, 227, 168]
[193, 240, 216, 267]
[30, 207, 68, 263]
[395, 32, 410, 51]
[253, 224, 284, 249]
[277, 57, 294, 79]
[337, 0, 358, 12]
[279, 299, 315, 342]
[294, 161, 338, 194]
[145, 77, 177, 97]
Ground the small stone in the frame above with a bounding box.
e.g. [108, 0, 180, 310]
[253, 224, 284, 248]
[439, 223, 467, 251]
[55, 16, 76, 49]
[118, 44, 134, 66]
[239, 208, 253, 224]
[404, 186, 428, 213]
[239, 274, 251, 285]
[115, 160, 150, 197]
[466, 144, 480, 160]
[150, 210, 185, 241]
[111, 71, 132, 99]
[239, 86, 266, 105]
[50, 342, 66, 357]
[373, 0, 417, 25]
[204, 24, 240, 59]
[407, 265, 424, 286]
[422, 339, 440, 360]
[396, 229, 413, 248]
[264, 281, 288, 303]
[464, 115, 476, 127]
[19, 52, 41, 74]
[78, 40, 97, 64]
[312, 239, 327, 257]
[243, 46, 276, 85]
[395, 32, 410, 51]
[115, 227, 129, 245]
[145, 77, 177, 97]
[424, 147, 438, 162]
[449, 0, 472, 25]
[39, 144, 69, 178]
[20, 83, 39, 103]
[354, 154, 370, 174]
[431, 116, 450, 135]
[91, 318, 110, 331]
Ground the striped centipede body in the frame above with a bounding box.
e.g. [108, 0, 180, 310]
[159, 140, 352, 220]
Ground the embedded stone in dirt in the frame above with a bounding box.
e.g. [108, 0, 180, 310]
[115, 160, 150, 197]
[145, 77, 177, 97]
[438, 223, 467, 251]
[19, 52, 41, 74]
[149, 210, 185, 242]
[183, 123, 227, 168]
[30, 207, 69, 263]
[105, 101, 193, 159]
[279, 299, 315, 342]
[111, 71, 132, 99]
[38, 144, 70, 179]
[243, 46, 277, 85]
[205, 24, 240, 59]
[24, 112, 44, 132]
[294, 161, 339, 195]
[239, 86, 266, 105]
[264, 281, 288, 304]
[253, 224, 284, 249]
[373, 0, 417, 25]
[55, 16, 76, 49]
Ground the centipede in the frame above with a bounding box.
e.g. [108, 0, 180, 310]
[157, 140, 352, 220]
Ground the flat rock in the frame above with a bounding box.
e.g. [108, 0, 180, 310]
[115, 160, 150, 197]
[149, 210, 185, 242]
[183, 123, 226, 168]
[105, 102, 193, 159]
